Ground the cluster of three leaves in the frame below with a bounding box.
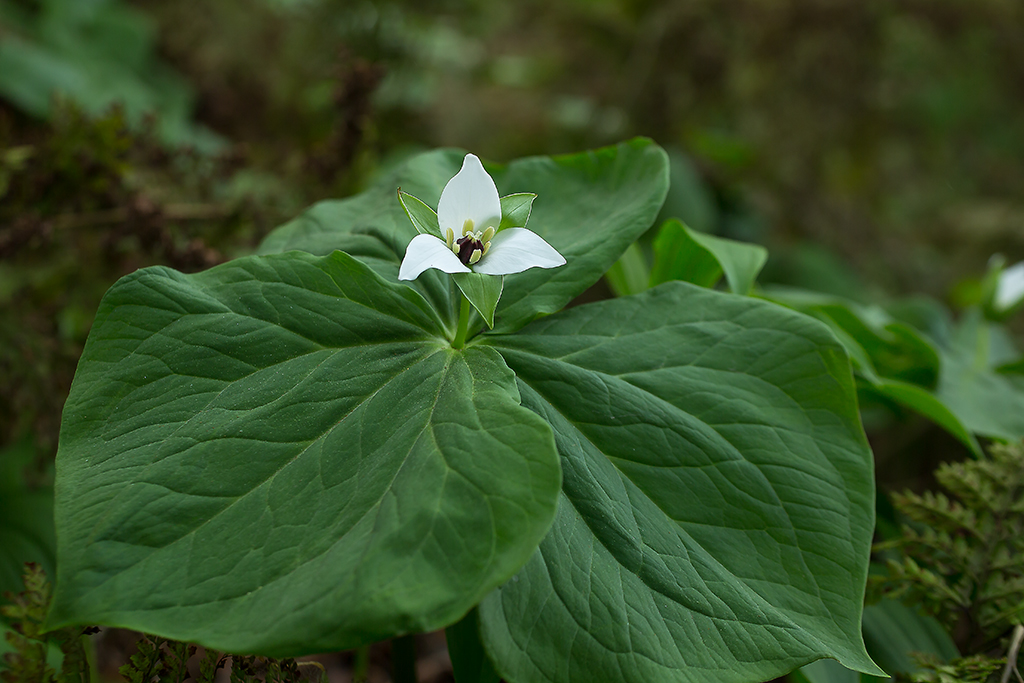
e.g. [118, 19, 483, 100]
[48, 140, 881, 682]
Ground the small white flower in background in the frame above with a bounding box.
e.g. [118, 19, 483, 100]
[398, 154, 565, 281]
[994, 261, 1024, 313]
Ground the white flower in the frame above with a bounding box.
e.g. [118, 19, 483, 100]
[398, 154, 565, 281]
[994, 261, 1024, 312]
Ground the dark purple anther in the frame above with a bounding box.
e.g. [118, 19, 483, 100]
[456, 235, 484, 265]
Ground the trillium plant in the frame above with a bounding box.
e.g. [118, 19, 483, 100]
[47, 139, 884, 683]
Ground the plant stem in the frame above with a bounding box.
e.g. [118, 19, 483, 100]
[352, 645, 370, 683]
[391, 635, 417, 683]
[452, 295, 471, 349]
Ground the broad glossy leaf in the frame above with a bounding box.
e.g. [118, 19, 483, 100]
[47, 251, 561, 656]
[479, 282, 881, 683]
[935, 309, 1024, 441]
[259, 139, 669, 335]
[685, 227, 767, 295]
[936, 353, 1024, 440]
[651, 219, 767, 295]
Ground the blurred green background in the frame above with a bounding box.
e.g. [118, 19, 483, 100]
[2, 0, 1024, 676]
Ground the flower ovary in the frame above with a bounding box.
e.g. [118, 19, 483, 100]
[456, 235, 485, 265]
[451, 223, 495, 266]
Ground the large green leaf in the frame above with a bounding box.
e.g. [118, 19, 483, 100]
[259, 139, 668, 335]
[936, 352, 1024, 440]
[801, 311, 980, 455]
[650, 219, 768, 295]
[47, 251, 561, 656]
[478, 282, 881, 683]
[934, 309, 1024, 441]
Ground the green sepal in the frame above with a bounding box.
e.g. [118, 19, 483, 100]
[454, 272, 503, 329]
[651, 219, 767, 295]
[498, 193, 536, 231]
[398, 188, 438, 235]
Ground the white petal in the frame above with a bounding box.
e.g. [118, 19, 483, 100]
[473, 228, 566, 276]
[437, 154, 502, 236]
[399, 234, 471, 280]
[995, 261, 1024, 311]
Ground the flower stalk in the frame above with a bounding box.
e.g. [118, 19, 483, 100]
[452, 294, 472, 349]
